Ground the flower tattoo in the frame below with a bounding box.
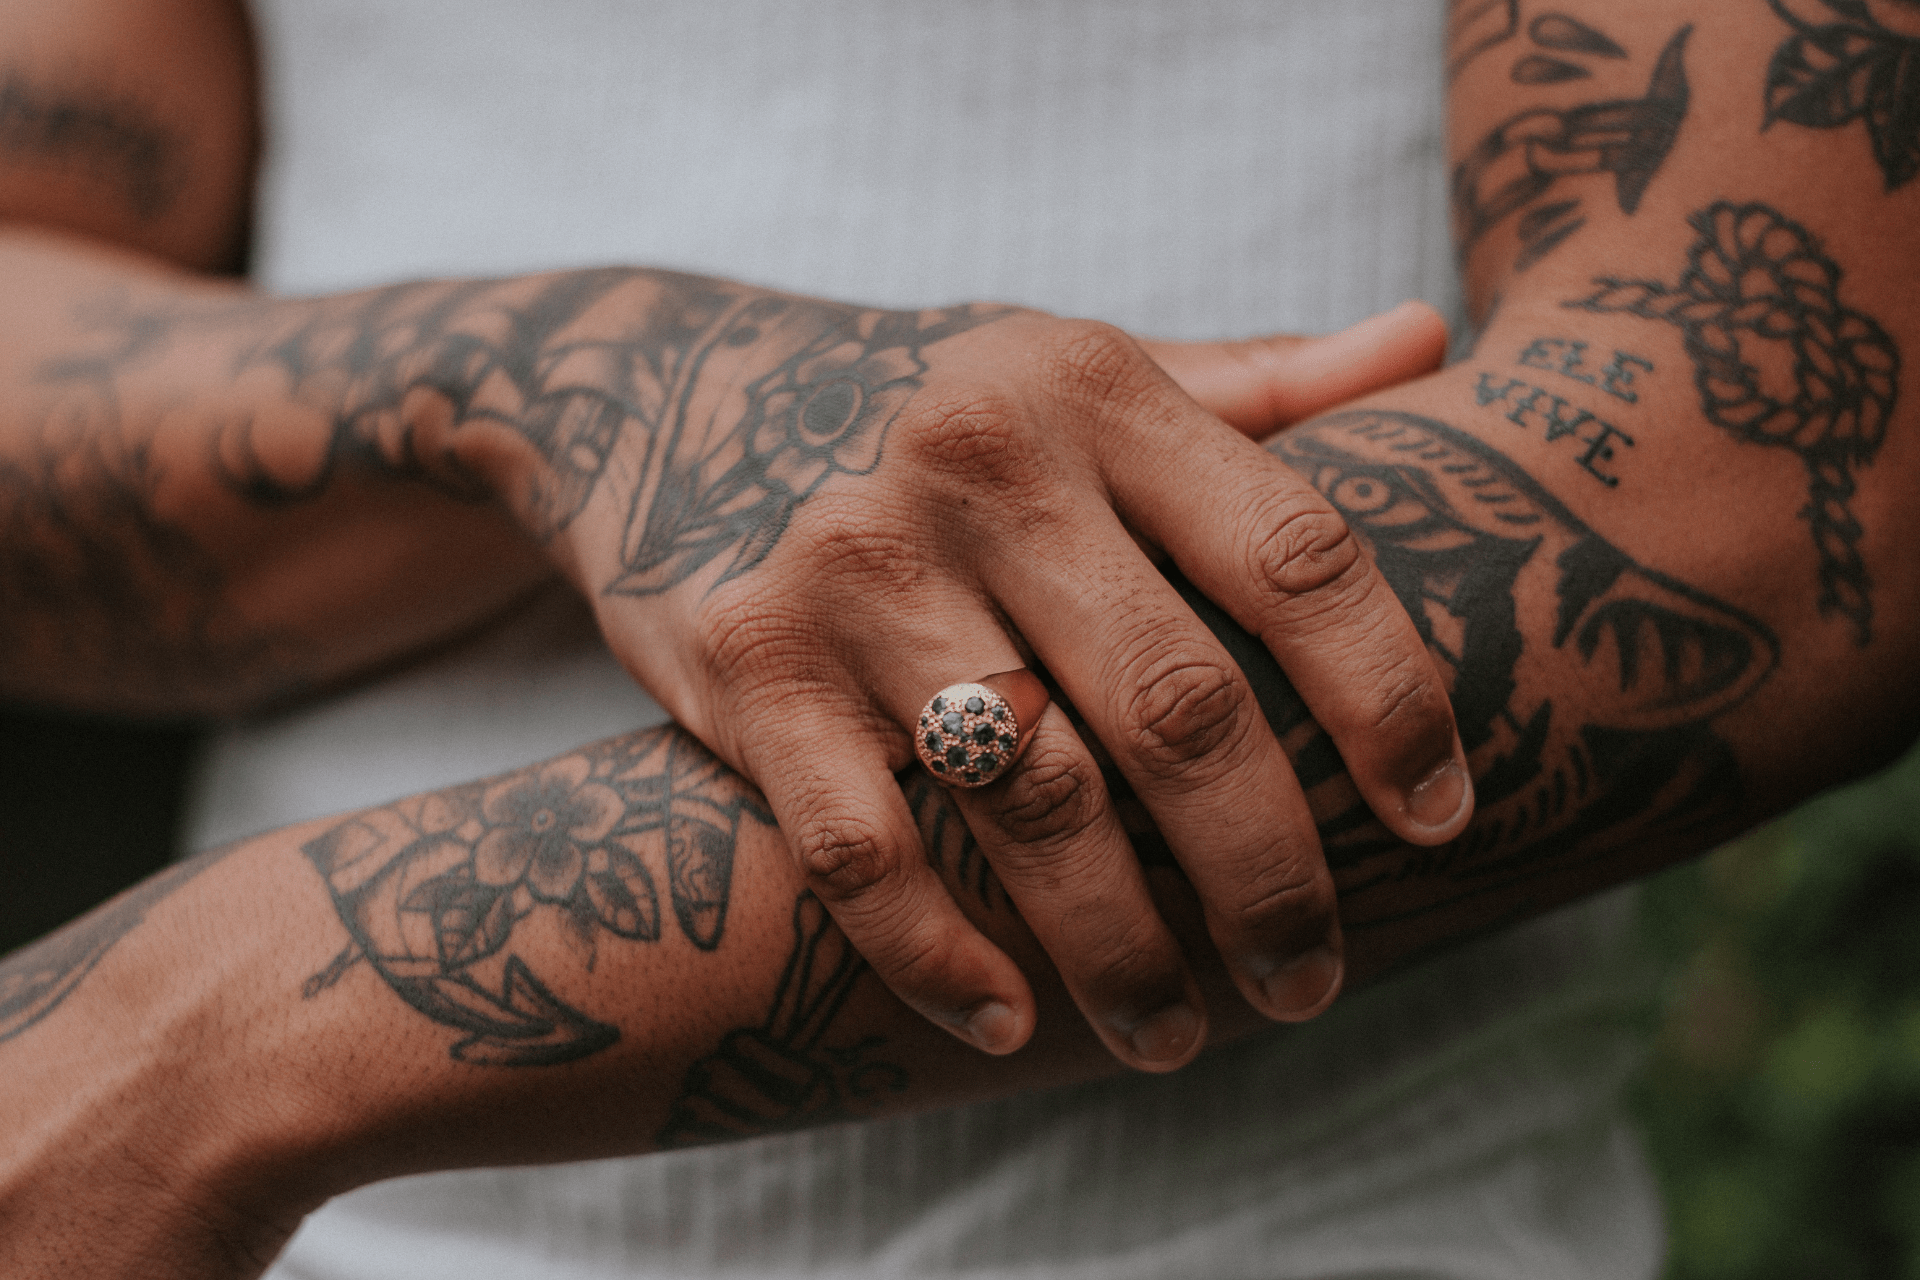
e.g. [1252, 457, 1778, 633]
[300, 731, 771, 1065]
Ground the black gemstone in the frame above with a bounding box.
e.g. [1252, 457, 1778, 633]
[919, 714, 929, 728]
[925, 732, 943, 753]
[941, 711, 965, 735]
[973, 724, 995, 745]
[962, 770, 981, 783]
[931, 696, 946, 713]
[946, 745, 968, 768]
[930, 759, 946, 772]
[975, 753, 998, 773]
[999, 734, 1016, 750]
[992, 706, 1007, 721]
[965, 695, 985, 714]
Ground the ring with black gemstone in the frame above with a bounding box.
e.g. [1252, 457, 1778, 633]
[913, 669, 1050, 788]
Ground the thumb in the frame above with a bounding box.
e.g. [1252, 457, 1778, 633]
[1138, 300, 1448, 438]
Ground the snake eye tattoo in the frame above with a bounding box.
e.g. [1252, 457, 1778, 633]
[1454, 22, 1692, 273]
[300, 731, 766, 1066]
[1764, 0, 1920, 191]
[1569, 201, 1901, 644]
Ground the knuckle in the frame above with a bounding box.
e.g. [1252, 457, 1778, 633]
[1122, 658, 1250, 780]
[899, 392, 1032, 480]
[870, 924, 967, 997]
[1367, 654, 1452, 740]
[975, 740, 1106, 850]
[1035, 319, 1153, 409]
[793, 815, 899, 903]
[697, 589, 814, 690]
[1228, 854, 1333, 937]
[1245, 496, 1368, 611]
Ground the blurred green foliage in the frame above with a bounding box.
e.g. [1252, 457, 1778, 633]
[1636, 744, 1920, 1279]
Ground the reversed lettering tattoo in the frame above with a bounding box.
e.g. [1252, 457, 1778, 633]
[1454, 25, 1693, 271]
[657, 892, 906, 1147]
[0, 72, 181, 220]
[1472, 371, 1635, 485]
[1517, 337, 1654, 403]
[1569, 201, 1900, 643]
[1764, 0, 1920, 191]
[300, 730, 766, 1065]
[1152, 411, 1778, 945]
[0, 421, 287, 709]
[47, 275, 1007, 599]
[0, 843, 237, 1043]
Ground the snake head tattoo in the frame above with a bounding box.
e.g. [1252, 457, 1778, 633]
[1171, 410, 1779, 956]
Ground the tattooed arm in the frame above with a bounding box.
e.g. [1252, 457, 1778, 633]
[1295, 0, 1920, 962]
[0, 721, 1318, 1277]
[2, 0, 1482, 1072]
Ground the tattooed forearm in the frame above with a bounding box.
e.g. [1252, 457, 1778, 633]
[1764, 0, 1920, 191]
[0, 420, 290, 707]
[0, 841, 237, 1043]
[1139, 409, 1779, 956]
[0, 72, 181, 221]
[1568, 200, 1901, 644]
[43, 273, 1008, 599]
[1453, 19, 1692, 272]
[299, 729, 765, 1065]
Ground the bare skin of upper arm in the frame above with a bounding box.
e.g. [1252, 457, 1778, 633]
[0, 0, 256, 272]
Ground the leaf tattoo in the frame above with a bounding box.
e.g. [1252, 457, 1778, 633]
[1764, 0, 1920, 191]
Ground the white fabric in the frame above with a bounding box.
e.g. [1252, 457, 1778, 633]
[195, 0, 1666, 1275]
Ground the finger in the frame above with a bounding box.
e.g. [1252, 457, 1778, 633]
[945, 705, 1210, 1071]
[874, 626, 1209, 1072]
[736, 687, 1038, 1056]
[1138, 300, 1448, 437]
[1104, 395, 1475, 853]
[989, 515, 1346, 1024]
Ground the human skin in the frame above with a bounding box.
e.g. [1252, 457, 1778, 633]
[5, 0, 1920, 1273]
[0, 0, 1477, 1073]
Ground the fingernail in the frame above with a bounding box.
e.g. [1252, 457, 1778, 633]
[1404, 757, 1470, 831]
[1257, 945, 1342, 1021]
[1125, 1001, 1204, 1066]
[964, 1001, 1020, 1054]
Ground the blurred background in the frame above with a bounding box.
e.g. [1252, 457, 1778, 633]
[3, 705, 1916, 1277]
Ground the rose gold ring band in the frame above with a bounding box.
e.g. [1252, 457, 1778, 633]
[912, 669, 1050, 787]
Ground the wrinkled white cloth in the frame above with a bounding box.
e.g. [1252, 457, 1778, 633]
[192, 1, 1666, 1275]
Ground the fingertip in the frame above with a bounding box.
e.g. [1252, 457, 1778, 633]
[1108, 993, 1208, 1073]
[1246, 941, 1343, 1023]
[961, 995, 1032, 1056]
[1395, 747, 1475, 846]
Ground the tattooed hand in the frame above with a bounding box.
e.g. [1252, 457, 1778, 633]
[129, 271, 1462, 1071]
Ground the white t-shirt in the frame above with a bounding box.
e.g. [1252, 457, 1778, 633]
[195, 2, 1665, 1275]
